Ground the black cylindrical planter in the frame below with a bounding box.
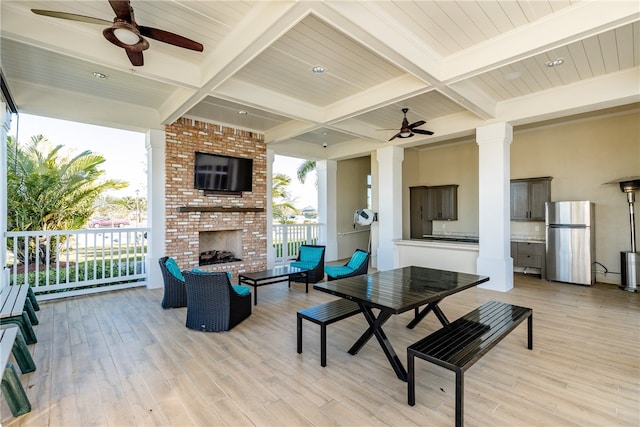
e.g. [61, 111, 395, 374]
[620, 251, 639, 292]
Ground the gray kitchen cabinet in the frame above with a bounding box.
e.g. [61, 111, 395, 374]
[511, 241, 545, 278]
[426, 185, 458, 220]
[510, 177, 551, 221]
[410, 186, 432, 238]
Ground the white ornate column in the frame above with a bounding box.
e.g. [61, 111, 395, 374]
[146, 128, 166, 289]
[476, 122, 513, 292]
[317, 159, 338, 261]
[376, 145, 403, 271]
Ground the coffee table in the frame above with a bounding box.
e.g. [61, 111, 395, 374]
[239, 265, 309, 306]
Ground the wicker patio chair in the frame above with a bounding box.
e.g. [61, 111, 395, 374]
[324, 249, 370, 281]
[159, 256, 187, 309]
[183, 271, 252, 332]
[290, 244, 326, 283]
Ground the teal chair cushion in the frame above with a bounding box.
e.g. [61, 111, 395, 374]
[324, 266, 353, 278]
[299, 246, 324, 263]
[290, 261, 316, 270]
[347, 251, 368, 270]
[165, 257, 184, 281]
[232, 285, 251, 296]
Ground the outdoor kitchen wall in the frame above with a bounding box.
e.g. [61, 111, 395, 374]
[164, 117, 268, 279]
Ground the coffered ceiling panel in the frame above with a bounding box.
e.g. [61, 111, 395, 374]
[1, 39, 174, 108]
[232, 14, 407, 107]
[468, 21, 640, 102]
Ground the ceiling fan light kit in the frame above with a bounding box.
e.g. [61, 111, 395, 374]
[103, 24, 148, 51]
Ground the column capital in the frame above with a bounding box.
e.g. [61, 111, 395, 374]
[476, 122, 513, 145]
[377, 145, 404, 162]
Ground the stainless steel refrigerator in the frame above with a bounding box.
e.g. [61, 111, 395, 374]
[545, 201, 596, 285]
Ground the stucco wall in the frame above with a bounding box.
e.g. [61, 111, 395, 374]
[336, 156, 371, 259]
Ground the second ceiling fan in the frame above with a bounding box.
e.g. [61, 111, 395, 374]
[32, 0, 203, 66]
[387, 108, 434, 141]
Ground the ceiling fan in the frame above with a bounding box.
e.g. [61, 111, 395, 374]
[386, 108, 434, 141]
[31, 1, 203, 67]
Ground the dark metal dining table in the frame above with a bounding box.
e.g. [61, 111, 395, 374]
[313, 266, 489, 381]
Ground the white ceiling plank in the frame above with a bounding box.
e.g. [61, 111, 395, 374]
[598, 30, 621, 73]
[566, 40, 593, 80]
[582, 36, 607, 76]
[436, 1, 487, 45]
[615, 24, 635, 69]
[477, 1, 515, 33]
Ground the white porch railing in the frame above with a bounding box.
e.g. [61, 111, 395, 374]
[272, 223, 321, 264]
[5, 228, 149, 301]
[4, 223, 318, 300]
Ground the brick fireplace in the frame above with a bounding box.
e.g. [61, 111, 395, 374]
[164, 118, 267, 278]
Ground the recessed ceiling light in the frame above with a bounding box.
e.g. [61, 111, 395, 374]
[545, 58, 565, 68]
[91, 71, 108, 79]
[311, 66, 326, 74]
[238, 110, 248, 115]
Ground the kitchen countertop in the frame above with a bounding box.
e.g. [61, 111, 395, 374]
[511, 234, 545, 243]
[418, 234, 545, 244]
[422, 234, 479, 243]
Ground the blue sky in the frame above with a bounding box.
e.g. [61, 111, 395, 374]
[9, 114, 316, 208]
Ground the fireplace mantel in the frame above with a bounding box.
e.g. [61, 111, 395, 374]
[177, 206, 265, 213]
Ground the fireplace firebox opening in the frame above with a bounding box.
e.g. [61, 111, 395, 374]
[199, 230, 242, 266]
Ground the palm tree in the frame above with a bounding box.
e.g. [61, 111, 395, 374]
[272, 173, 298, 223]
[296, 159, 316, 185]
[7, 135, 127, 263]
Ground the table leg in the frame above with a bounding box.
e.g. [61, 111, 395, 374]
[305, 271, 309, 293]
[348, 306, 407, 382]
[253, 284, 258, 306]
[406, 301, 450, 329]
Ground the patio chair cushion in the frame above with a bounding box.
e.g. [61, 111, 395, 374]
[165, 257, 185, 281]
[299, 246, 324, 263]
[346, 250, 368, 270]
[324, 266, 353, 278]
[290, 261, 317, 271]
[232, 285, 251, 296]
[324, 249, 369, 281]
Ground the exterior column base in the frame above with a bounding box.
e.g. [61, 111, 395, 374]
[477, 256, 513, 292]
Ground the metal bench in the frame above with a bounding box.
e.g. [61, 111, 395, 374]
[297, 299, 362, 366]
[407, 300, 532, 427]
[0, 285, 38, 345]
[1, 325, 36, 417]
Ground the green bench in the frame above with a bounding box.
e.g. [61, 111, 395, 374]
[297, 299, 362, 367]
[1, 325, 36, 417]
[0, 285, 39, 345]
[408, 300, 532, 427]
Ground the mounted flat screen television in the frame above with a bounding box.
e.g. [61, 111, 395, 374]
[194, 152, 253, 193]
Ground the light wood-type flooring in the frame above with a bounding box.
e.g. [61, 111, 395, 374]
[2, 273, 638, 426]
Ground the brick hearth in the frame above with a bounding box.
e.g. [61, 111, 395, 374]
[164, 118, 267, 279]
